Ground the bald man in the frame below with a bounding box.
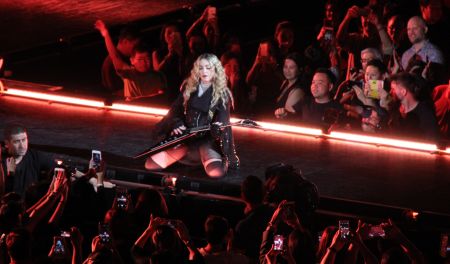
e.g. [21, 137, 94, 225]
[401, 16, 444, 70]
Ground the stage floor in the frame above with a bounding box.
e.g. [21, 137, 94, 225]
[1, 93, 449, 215]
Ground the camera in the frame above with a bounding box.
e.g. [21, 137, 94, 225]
[339, 220, 350, 239]
[368, 225, 385, 238]
[273, 235, 284, 251]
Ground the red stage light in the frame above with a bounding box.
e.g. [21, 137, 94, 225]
[1, 85, 448, 156]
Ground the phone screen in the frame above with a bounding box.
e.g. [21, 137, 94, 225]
[273, 235, 284, 251]
[369, 225, 385, 238]
[323, 27, 333, 41]
[92, 150, 102, 167]
[367, 80, 382, 99]
[339, 220, 350, 239]
[98, 223, 111, 244]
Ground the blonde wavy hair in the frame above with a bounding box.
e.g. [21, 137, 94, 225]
[183, 53, 233, 110]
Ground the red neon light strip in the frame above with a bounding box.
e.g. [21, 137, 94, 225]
[1, 87, 448, 155]
[329, 131, 438, 152]
[3, 88, 104, 108]
[245, 119, 323, 136]
[110, 103, 168, 116]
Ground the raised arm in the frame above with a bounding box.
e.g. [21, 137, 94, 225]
[186, 7, 209, 38]
[95, 20, 127, 71]
[336, 6, 359, 48]
[368, 12, 393, 55]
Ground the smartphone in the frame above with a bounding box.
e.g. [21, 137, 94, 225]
[338, 220, 350, 239]
[92, 150, 102, 168]
[323, 27, 333, 41]
[368, 225, 385, 238]
[207, 6, 217, 20]
[54, 168, 65, 179]
[260, 42, 269, 57]
[53, 236, 65, 255]
[115, 187, 128, 210]
[367, 80, 383, 99]
[273, 235, 284, 251]
[98, 223, 111, 244]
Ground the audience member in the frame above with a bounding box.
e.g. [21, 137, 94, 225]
[1, 125, 55, 196]
[101, 25, 140, 95]
[260, 200, 315, 264]
[246, 40, 283, 116]
[432, 81, 450, 139]
[152, 23, 185, 103]
[274, 52, 309, 119]
[272, 21, 300, 66]
[221, 52, 250, 115]
[294, 68, 343, 130]
[389, 72, 440, 140]
[186, 6, 221, 54]
[336, 5, 381, 78]
[234, 176, 274, 262]
[198, 215, 249, 263]
[264, 163, 319, 230]
[95, 20, 167, 101]
[401, 16, 445, 72]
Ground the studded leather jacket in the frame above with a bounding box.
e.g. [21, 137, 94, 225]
[151, 85, 239, 169]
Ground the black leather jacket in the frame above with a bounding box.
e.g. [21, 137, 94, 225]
[151, 86, 239, 169]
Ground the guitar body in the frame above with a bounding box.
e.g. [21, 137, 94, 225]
[133, 120, 255, 159]
[133, 126, 209, 159]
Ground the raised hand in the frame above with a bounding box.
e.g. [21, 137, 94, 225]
[94, 20, 108, 37]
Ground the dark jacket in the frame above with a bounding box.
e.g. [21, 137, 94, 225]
[151, 84, 239, 169]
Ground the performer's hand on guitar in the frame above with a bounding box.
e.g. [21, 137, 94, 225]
[171, 125, 186, 136]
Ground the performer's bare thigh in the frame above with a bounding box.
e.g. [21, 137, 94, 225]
[199, 142, 225, 178]
[145, 144, 189, 169]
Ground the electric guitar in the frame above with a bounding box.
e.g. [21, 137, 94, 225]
[133, 119, 258, 159]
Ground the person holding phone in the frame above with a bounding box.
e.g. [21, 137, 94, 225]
[351, 59, 391, 110]
[261, 200, 315, 264]
[95, 20, 167, 101]
[186, 6, 221, 54]
[246, 40, 283, 116]
[152, 23, 185, 103]
[145, 53, 239, 178]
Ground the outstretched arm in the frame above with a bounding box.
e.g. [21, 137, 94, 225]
[95, 20, 127, 71]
